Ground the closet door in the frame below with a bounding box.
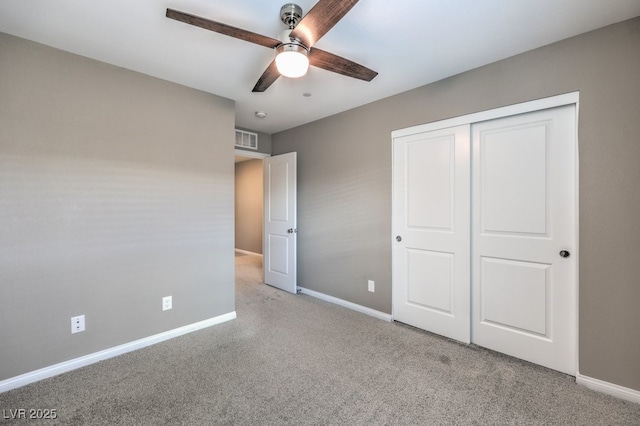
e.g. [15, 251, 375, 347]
[392, 125, 471, 343]
[471, 105, 577, 374]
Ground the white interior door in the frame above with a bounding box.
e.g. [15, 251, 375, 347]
[263, 152, 297, 294]
[471, 105, 577, 374]
[392, 125, 471, 343]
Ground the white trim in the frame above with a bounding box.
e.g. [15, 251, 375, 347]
[298, 287, 392, 322]
[234, 149, 270, 159]
[576, 374, 640, 404]
[573, 101, 581, 376]
[235, 248, 263, 257]
[0, 311, 237, 393]
[392, 92, 580, 139]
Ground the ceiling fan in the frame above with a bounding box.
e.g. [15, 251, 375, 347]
[166, 0, 378, 92]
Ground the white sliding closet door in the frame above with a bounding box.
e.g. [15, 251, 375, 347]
[392, 98, 577, 374]
[471, 105, 577, 375]
[392, 125, 471, 343]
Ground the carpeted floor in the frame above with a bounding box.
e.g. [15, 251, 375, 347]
[1, 252, 639, 425]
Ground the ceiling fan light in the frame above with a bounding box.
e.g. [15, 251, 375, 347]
[275, 43, 309, 78]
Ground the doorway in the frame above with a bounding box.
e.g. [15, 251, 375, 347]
[234, 150, 298, 294]
[234, 149, 269, 255]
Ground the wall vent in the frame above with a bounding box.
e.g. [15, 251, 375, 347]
[235, 129, 258, 150]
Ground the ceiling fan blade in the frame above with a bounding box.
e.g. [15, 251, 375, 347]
[289, 0, 360, 47]
[166, 8, 281, 49]
[252, 60, 281, 92]
[309, 48, 377, 82]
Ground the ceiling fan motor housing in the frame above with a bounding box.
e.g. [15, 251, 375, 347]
[280, 3, 303, 29]
[276, 41, 309, 57]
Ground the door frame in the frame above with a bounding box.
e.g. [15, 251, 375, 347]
[391, 92, 580, 371]
[234, 149, 270, 161]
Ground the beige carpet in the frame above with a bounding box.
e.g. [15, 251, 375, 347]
[0, 252, 638, 425]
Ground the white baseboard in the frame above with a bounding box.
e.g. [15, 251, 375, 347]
[298, 287, 392, 322]
[576, 373, 640, 404]
[0, 311, 237, 393]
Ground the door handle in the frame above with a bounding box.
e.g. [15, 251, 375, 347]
[287, 228, 297, 234]
[396, 235, 402, 242]
[559, 250, 570, 258]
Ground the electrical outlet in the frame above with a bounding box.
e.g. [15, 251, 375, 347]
[162, 296, 172, 311]
[71, 315, 85, 334]
[368, 280, 375, 293]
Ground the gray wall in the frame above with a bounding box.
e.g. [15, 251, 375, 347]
[0, 33, 236, 380]
[273, 18, 640, 391]
[235, 159, 263, 254]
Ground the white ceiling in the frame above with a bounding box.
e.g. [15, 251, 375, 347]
[2, 1, 639, 134]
